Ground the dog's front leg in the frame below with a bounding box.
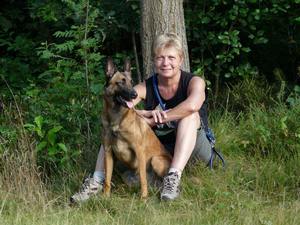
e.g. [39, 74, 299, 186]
[104, 148, 113, 197]
[135, 150, 148, 199]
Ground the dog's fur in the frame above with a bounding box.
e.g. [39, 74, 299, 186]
[102, 58, 171, 199]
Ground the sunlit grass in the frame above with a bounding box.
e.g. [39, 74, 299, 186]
[1, 84, 299, 225]
[1, 153, 299, 225]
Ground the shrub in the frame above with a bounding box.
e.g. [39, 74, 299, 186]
[234, 100, 300, 159]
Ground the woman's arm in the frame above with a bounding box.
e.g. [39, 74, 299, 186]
[133, 76, 206, 127]
[147, 76, 206, 126]
[164, 76, 206, 121]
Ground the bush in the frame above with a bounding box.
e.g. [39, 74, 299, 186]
[225, 78, 274, 113]
[235, 101, 300, 159]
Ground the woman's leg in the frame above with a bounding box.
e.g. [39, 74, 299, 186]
[171, 112, 200, 172]
[95, 145, 105, 171]
[161, 112, 200, 201]
[70, 145, 105, 203]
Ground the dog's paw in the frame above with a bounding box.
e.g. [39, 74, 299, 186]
[103, 193, 111, 198]
[140, 192, 148, 199]
[103, 189, 111, 197]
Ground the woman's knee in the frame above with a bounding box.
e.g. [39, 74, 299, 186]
[178, 112, 200, 127]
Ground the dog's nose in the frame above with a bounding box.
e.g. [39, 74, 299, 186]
[131, 90, 138, 99]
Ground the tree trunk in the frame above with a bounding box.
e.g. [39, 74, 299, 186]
[140, 0, 190, 79]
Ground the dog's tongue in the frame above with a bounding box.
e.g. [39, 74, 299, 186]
[125, 101, 134, 109]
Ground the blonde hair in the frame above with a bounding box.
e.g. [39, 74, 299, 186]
[152, 33, 184, 58]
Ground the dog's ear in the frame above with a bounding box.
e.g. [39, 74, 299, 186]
[123, 58, 131, 78]
[106, 57, 116, 78]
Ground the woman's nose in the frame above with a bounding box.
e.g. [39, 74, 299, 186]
[162, 57, 169, 65]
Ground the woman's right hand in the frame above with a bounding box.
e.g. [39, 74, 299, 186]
[135, 109, 168, 126]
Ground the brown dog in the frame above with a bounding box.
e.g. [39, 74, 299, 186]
[102, 58, 171, 199]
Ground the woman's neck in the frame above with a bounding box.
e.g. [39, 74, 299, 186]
[157, 71, 181, 100]
[157, 71, 181, 87]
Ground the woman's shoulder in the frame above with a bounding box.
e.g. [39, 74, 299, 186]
[181, 70, 194, 77]
[181, 70, 204, 83]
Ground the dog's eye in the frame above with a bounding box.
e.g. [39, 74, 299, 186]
[116, 78, 127, 86]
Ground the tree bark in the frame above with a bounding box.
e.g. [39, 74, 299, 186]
[140, 0, 190, 79]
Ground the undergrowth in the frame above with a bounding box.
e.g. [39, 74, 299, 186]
[0, 79, 299, 225]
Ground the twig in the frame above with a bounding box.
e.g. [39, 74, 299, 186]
[1, 74, 33, 152]
[132, 31, 142, 82]
[84, 0, 91, 150]
[1, 75, 24, 128]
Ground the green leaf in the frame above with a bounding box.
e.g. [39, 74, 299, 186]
[225, 73, 231, 78]
[248, 34, 255, 39]
[34, 116, 43, 129]
[131, 4, 138, 10]
[242, 47, 251, 53]
[24, 123, 35, 131]
[50, 126, 63, 133]
[250, 25, 256, 31]
[47, 126, 62, 146]
[34, 116, 44, 138]
[294, 17, 300, 23]
[58, 143, 68, 153]
[204, 58, 213, 66]
[294, 85, 300, 93]
[201, 17, 211, 24]
[37, 141, 47, 152]
[48, 146, 57, 156]
[90, 83, 103, 95]
[280, 116, 288, 131]
[40, 50, 54, 59]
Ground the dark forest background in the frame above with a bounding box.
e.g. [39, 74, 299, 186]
[0, 0, 299, 174]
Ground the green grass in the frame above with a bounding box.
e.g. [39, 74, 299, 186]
[1, 155, 299, 225]
[1, 81, 299, 225]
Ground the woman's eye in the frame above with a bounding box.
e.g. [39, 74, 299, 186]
[155, 57, 163, 62]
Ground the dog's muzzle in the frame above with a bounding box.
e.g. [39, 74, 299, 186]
[115, 89, 137, 108]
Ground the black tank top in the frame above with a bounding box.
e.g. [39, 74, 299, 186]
[144, 70, 209, 132]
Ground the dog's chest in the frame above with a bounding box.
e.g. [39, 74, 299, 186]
[106, 124, 127, 140]
[106, 125, 138, 168]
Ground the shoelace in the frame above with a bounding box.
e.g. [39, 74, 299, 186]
[79, 178, 92, 192]
[163, 173, 179, 192]
[80, 177, 101, 192]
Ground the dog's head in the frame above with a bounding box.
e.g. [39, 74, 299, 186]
[105, 58, 138, 108]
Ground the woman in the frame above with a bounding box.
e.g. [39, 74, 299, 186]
[71, 33, 212, 202]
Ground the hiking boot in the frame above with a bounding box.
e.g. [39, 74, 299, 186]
[160, 172, 181, 201]
[70, 176, 103, 204]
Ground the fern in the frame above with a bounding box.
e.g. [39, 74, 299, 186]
[53, 30, 76, 38]
[55, 41, 76, 53]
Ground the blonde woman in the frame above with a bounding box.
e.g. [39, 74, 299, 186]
[71, 33, 212, 202]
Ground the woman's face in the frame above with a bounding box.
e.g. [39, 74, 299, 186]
[154, 46, 183, 79]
